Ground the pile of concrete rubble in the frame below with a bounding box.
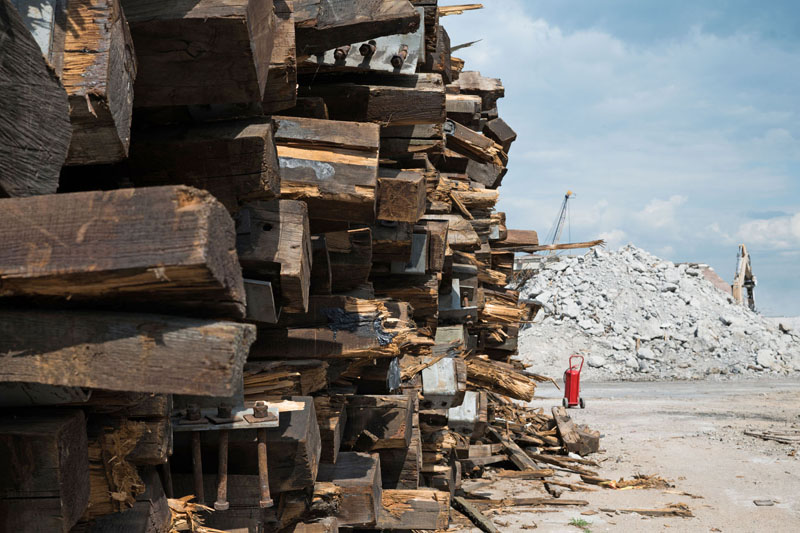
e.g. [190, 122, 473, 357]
[518, 245, 800, 381]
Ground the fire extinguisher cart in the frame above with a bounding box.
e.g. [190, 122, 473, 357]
[562, 354, 585, 409]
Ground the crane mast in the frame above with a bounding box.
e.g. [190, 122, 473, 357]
[548, 190, 573, 254]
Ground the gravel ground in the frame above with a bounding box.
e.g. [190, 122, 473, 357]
[450, 380, 800, 533]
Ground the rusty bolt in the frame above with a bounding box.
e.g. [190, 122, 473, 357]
[334, 45, 351, 60]
[253, 400, 269, 419]
[217, 403, 232, 419]
[187, 404, 201, 421]
[359, 41, 377, 57]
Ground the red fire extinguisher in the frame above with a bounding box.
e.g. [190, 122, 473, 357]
[562, 354, 585, 409]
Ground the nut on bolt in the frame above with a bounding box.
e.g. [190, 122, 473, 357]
[359, 40, 377, 57]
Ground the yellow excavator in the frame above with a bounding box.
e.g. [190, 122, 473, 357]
[731, 244, 756, 311]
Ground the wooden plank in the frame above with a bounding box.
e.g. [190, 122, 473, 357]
[483, 117, 516, 153]
[372, 222, 413, 263]
[424, 23, 452, 83]
[344, 395, 413, 450]
[445, 119, 505, 167]
[0, 309, 255, 397]
[492, 229, 540, 248]
[273, 115, 379, 223]
[0, 186, 246, 317]
[291, 517, 339, 533]
[377, 169, 427, 223]
[325, 228, 373, 293]
[377, 489, 450, 530]
[62, 0, 137, 166]
[301, 73, 445, 126]
[0, 410, 88, 533]
[486, 427, 540, 472]
[244, 359, 327, 398]
[294, 0, 420, 55]
[0, 0, 71, 197]
[262, 0, 297, 114]
[552, 406, 598, 456]
[315, 396, 347, 464]
[127, 119, 281, 212]
[372, 274, 439, 330]
[451, 495, 500, 533]
[83, 468, 171, 533]
[310, 235, 333, 295]
[453, 71, 504, 110]
[316, 452, 382, 527]
[237, 199, 312, 313]
[122, 0, 275, 107]
[421, 214, 481, 251]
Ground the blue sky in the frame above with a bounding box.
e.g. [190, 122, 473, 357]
[442, 0, 800, 317]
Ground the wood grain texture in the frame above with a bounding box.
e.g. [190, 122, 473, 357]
[274, 115, 379, 222]
[325, 228, 372, 293]
[376, 169, 426, 223]
[0, 410, 89, 533]
[0, 186, 246, 317]
[127, 119, 281, 213]
[237, 199, 312, 312]
[294, 0, 419, 55]
[453, 71, 504, 110]
[343, 395, 413, 450]
[0, 0, 71, 197]
[122, 0, 275, 107]
[262, 0, 297, 114]
[301, 73, 445, 126]
[0, 309, 255, 396]
[316, 451, 381, 527]
[62, 0, 137, 166]
[377, 489, 450, 530]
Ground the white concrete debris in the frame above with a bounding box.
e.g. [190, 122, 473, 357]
[517, 245, 800, 381]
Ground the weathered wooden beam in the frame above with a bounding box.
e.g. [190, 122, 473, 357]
[445, 93, 482, 128]
[485, 426, 540, 473]
[491, 229, 540, 249]
[122, 0, 276, 107]
[316, 452, 382, 527]
[0, 309, 255, 396]
[325, 228, 372, 293]
[452, 71, 504, 110]
[126, 119, 280, 212]
[423, 23, 452, 83]
[294, 0, 420, 56]
[315, 396, 347, 464]
[377, 489, 450, 530]
[82, 467, 171, 533]
[262, 0, 297, 114]
[62, 0, 137, 166]
[421, 214, 481, 251]
[377, 169, 427, 223]
[310, 235, 333, 295]
[0, 186, 246, 317]
[451, 495, 500, 533]
[274, 115, 379, 223]
[237, 199, 312, 313]
[0, 410, 89, 532]
[301, 73, 445, 126]
[0, 0, 71, 197]
[552, 406, 599, 456]
[344, 395, 413, 450]
[483, 117, 516, 153]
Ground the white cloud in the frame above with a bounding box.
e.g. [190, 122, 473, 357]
[737, 212, 800, 250]
[633, 195, 687, 230]
[598, 229, 627, 249]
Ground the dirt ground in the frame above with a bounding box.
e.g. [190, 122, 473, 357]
[451, 380, 800, 532]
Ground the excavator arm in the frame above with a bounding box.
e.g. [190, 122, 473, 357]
[732, 244, 756, 311]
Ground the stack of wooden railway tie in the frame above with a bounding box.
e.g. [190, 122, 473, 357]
[0, 1, 600, 532]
